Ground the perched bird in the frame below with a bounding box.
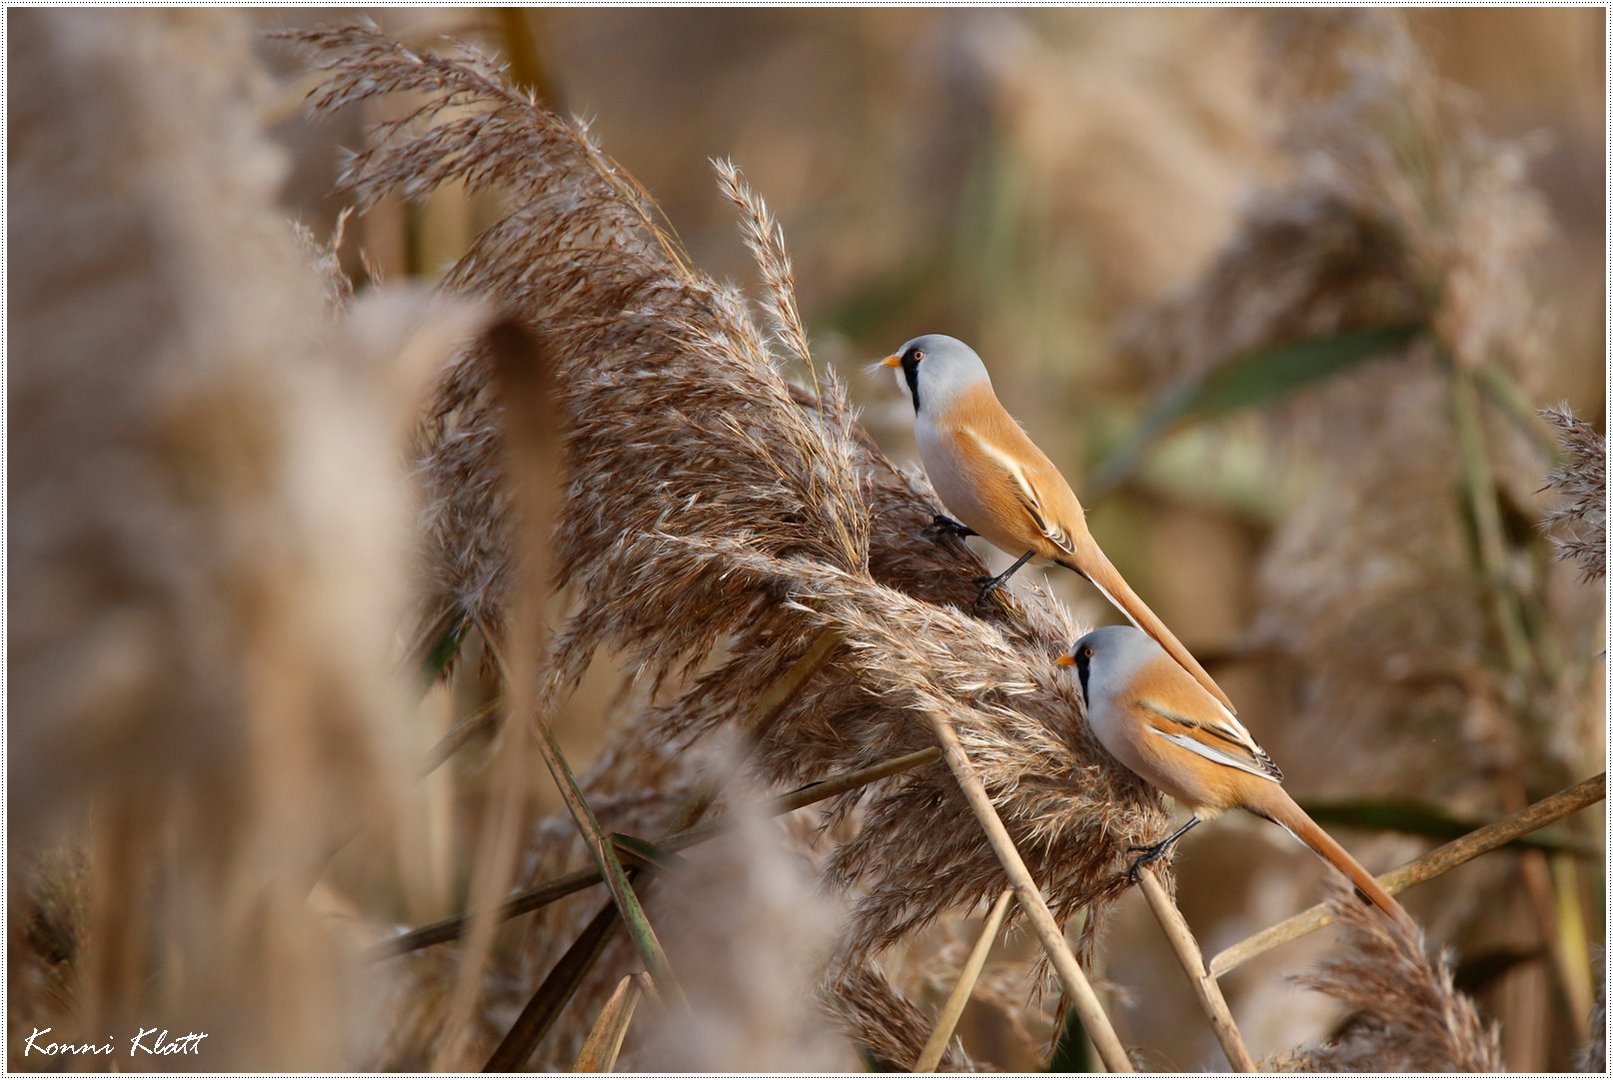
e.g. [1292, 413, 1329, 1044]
[1058, 625, 1410, 924]
[883, 333, 1234, 713]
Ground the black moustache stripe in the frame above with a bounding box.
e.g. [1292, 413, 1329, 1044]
[901, 352, 921, 412]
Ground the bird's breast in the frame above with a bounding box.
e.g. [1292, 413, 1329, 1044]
[915, 418, 1043, 558]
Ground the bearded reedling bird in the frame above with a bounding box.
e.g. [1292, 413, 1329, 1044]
[883, 333, 1236, 713]
[1059, 625, 1411, 924]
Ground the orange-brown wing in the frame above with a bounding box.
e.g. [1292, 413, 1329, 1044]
[1129, 655, 1282, 782]
[954, 386, 1081, 555]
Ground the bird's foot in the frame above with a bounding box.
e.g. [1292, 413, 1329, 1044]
[971, 574, 1005, 611]
[1124, 818, 1202, 881]
[925, 513, 976, 541]
[1125, 837, 1179, 882]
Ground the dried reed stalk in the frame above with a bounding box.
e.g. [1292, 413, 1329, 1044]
[572, 973, 644, 1071]
[483, 895, 630, 1071]
[489, 630, 845, 1069]
[914, 889, 1014, 1072]
[927, 714, 1133, 1072]
[827, 963, 972, 1071]
[370, 745, 942, 959]
[1212, 772, 1606, 977]
[1277, 889, 1503, 1071]
[1135, 867, 1254, 1071]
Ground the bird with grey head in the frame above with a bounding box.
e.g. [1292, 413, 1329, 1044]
[1060, 625, 1410, 924]
[879, 332, 1237, 714]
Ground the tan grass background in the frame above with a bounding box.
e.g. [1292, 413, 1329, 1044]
[8, 7, 1605, 1073]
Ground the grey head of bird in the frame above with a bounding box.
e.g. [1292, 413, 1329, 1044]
[881, 333, 992, 416]
[1057, 624, 1163, 708]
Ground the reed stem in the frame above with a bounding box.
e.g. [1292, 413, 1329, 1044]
[927, 713, 1133, 1072]
[914, 889, 1014, 1072]
[1211, 772, 1605, 977]
[1135, 867, 1254, 1071]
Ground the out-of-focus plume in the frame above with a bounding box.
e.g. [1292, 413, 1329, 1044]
[1539, 406, 1607, 581]
[825, 962, 973, 1071]
[1126, 10, 1548, 389]
[1275, 891, 1503, 1071]
[10, 9, 483, 1067]
[637, 739, 855, 1071]
[1101, 12, 1591, 1064]
[1574, 951, 1605, 1072]
[972, 9, 1274, 309]
[1115, 11, 1574, 796]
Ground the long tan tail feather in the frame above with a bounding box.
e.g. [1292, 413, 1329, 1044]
[1059, 545, 1238, 714]
[1260, 786, 1413, 927]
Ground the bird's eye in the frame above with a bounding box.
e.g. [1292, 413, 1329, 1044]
[911, 349, 925, 362]
[1082, 646, 1095, 659]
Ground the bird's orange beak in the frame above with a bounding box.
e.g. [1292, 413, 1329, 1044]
[881, 353, 902, 368]
[1055, 653, 1076, 668]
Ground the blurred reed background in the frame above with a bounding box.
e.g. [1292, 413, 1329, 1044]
[8, 7, 1605, 1073]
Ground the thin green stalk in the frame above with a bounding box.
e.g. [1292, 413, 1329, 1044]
[532, 715, 685, 1009]
[1449, 364, 1533, 678]
[480, 629, 843, 1067]
[368, 745, 940, 960]
[1472, 362, 1564, 464]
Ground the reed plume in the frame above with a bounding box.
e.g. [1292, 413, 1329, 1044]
[826, 962, 975, 1071]
[1125, 10, 1547, 389]
[286, 20, 1171, 1066]
[1276, 891, 1503, 1071]
[1539, 405, 1607, 582]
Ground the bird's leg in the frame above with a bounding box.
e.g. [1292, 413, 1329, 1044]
[1126, 816, 1201, 881]
[973, 550, 1036, 609]
[928, 513, 976, 539]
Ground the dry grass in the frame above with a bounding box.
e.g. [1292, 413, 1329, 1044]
[1540, 405, 1607, 582]
[9, 9, 488, 1069]
[284, 20, 1174, 1066]
[10, 10, 1597, 1073]
[1274, 890, 1503, 1071]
